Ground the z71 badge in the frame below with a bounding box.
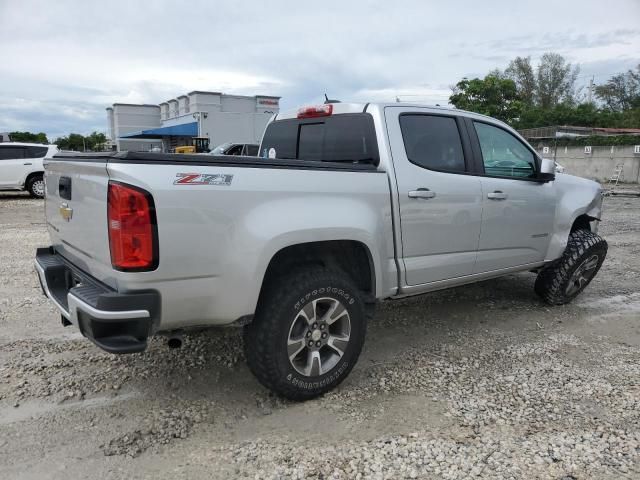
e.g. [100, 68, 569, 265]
[174, 173, 234, 186]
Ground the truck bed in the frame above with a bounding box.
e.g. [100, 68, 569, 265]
[43, 150, 394, 333]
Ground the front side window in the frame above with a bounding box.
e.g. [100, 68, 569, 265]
[399, 115, 466, 173]
[474, 122, 536, 179]
[0, 147, 25, 160]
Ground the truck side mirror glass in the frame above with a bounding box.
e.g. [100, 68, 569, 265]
[538, 158, 556, 182]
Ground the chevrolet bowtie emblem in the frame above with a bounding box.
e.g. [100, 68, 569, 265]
[59, 203, 73, 222]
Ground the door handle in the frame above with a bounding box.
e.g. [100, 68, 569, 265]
[23, 162, 32, 165]
[487, 191, 508, 200]
[408, 188, 436, 199]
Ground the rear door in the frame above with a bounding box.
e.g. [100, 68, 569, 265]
[467, 120, 556, 272]
[385, 107, 483, 286]
[44, 155, 116, 288]
[0, 145, 27, 187]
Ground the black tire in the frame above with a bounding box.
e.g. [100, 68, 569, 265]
[535, 229, 607, 305]
[245, 268, 371, 400]
[26, 174, 45, 198]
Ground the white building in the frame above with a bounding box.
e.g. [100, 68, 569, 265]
[107, 91, 280, 152]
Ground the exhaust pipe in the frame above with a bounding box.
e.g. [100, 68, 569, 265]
[167, 334, 183, 349]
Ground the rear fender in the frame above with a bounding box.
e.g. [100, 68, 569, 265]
[249, 198, 388, 303]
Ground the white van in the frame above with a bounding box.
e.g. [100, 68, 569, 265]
[0, 143, 59, 198]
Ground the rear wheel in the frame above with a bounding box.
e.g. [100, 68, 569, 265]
[245, 268, 370, 400]
[26, 174, 45, 198]
[535, 229, 607, 305]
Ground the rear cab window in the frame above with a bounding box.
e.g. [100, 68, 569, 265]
[260, 113, 379, 165]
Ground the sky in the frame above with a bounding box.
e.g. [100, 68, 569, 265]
[1, 0, 639, 140]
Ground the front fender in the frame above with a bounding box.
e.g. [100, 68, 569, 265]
[545, 175, 603, 261]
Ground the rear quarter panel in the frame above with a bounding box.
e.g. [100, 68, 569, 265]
[107, 162, 395, 330]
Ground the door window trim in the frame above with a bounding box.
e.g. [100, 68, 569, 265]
[464, 117, 545, 182]
[398, 112, 475, 176]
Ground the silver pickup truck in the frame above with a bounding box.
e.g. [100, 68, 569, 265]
[35, 102, 607, 399]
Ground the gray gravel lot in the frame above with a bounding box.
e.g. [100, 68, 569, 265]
[1, 189, 639, 479]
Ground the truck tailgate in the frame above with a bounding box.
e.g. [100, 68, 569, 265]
[44, 155, 117, 289]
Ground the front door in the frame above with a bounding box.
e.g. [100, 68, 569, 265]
[0, 145, 27, 188]
[469, 120, 556, 272]
[386, 107, 483, 286]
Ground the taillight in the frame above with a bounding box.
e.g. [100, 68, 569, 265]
[107, 181, 158, 271]
[297, 104, 333, 119]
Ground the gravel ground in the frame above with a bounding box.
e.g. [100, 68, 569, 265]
[1, 189, 639, 479]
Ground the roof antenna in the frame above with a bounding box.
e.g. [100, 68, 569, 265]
[324, 93, 341, 104]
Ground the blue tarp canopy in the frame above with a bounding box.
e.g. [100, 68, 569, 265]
[120, 122, 198, 139]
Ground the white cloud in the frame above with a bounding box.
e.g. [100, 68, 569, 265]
[0, 0, 638, 138]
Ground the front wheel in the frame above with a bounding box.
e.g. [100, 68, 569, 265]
[245, 268, 370, 400]
[26, 175, 45, 198]
[535, 229, 608, 305]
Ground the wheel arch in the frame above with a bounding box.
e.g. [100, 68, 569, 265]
[24, 170, 44, 188]
[545, 182, 604, 262]
[257, 239, 377, 307]
[570, 213, 598, 233]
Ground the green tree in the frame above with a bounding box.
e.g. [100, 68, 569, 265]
[504, 56, 536, 106]
[501, 53, 579, 108]
[535, 53, 580, 108]
[54, 133, 86, 151]
[9, 131, 49, 144]
[449, 74, 523, 123]
[453, 54, 640, 130]
[86, 131, 108, 151]
[54, 132, 109, 151]
[595, 65, 640, 112]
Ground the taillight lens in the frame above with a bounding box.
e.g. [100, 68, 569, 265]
[107, 181, 158, 271]
[297, 104, 333, 118]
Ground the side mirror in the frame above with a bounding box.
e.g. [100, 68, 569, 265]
[538, 158, 556, 182]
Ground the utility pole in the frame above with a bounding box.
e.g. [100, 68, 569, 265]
[588, 76, 594, 104]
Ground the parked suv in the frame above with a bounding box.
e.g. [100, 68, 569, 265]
[0, 142, 59, 198]
[35, 103, 607, 399]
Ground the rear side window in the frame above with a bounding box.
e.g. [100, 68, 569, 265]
[261, 113, 379, 164]
[399, 115, 466, 173]
[0, 147, 25, 160]
[25, 146, 48, 158]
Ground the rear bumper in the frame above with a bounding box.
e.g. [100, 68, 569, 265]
[35, 247, 160, 354]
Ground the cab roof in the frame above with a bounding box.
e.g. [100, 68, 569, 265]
[274, 102, 510, 130]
